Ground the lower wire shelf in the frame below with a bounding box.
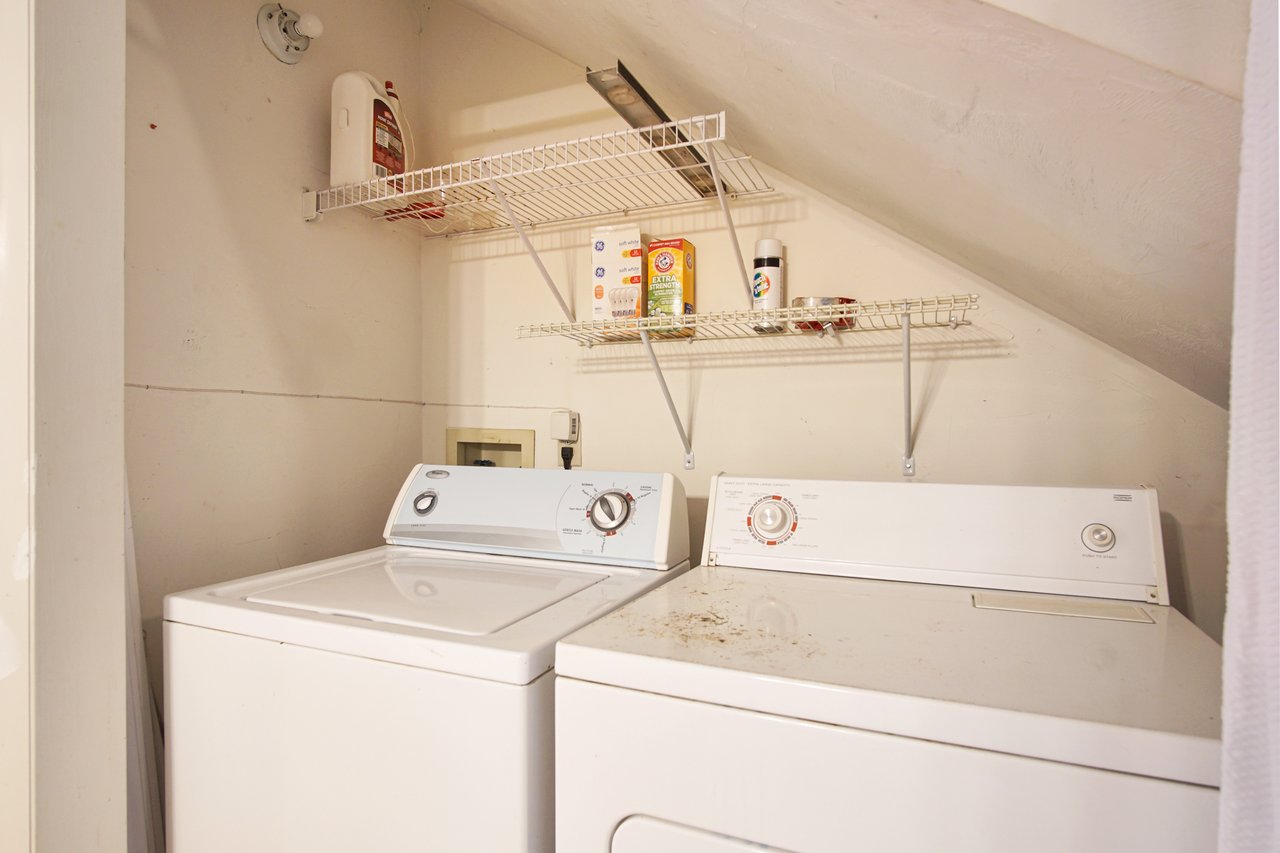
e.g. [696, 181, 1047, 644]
[517, 294, 979, 346]
[518, 293, 979, 473]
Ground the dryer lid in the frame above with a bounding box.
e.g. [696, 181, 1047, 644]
[556, 564, 1222, 787]
[245, 553, 601, 636]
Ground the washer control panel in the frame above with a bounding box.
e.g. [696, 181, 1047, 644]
[383, 465, 688, 570]
[703, 476, 1168, 603]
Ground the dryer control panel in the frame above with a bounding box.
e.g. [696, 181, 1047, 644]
[384, 465, 689, 570]
[702, 476, 1168, 603]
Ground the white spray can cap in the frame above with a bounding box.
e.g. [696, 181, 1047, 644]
[754, 238, 783, 258]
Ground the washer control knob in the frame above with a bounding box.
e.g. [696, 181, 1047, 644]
[588, 490, 632, 533]
[413, 491, 438, 516]
[751, 500, 794, 539]
[1082, 523, 1116, 552]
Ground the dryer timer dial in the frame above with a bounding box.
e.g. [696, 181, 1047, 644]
[748, 496, 797, 544]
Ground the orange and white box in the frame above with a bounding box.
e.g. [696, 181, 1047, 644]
[590, 225, 644, 320]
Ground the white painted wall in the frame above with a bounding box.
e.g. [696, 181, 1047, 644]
[416, 1, 1229, 640]
[0, 1, 33, 848]
[125, 0, 426, 695]
[983, 0, 1249, 97]
[31, 0, 128, 849]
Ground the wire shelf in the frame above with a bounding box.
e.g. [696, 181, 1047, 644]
[308, 112, 772, 238]
[517, 294, 979, 346]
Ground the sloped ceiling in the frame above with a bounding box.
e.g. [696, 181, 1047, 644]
[452, 0, 1245, 407]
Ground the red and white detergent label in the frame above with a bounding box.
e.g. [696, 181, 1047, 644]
[371, 99, 405, 179]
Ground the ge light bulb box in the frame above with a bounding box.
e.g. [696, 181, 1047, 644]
[591, 225, 644, 320]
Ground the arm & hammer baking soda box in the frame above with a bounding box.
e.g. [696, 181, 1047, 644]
[646, 238, 696, 336]
[591, 225, 644, 322]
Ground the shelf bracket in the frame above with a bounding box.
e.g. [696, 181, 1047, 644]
[488, 178, 575, 322]
[704, 145, 753, 305]
[639, 330, 695, 470]
[901, 311, 916, 478]
[301, 190, 319, 222]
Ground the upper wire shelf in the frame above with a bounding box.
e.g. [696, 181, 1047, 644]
[305, 112, 772, 238]
[517, 294, 979, 346]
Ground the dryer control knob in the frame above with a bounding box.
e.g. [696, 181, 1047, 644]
[750, 499, 794, 539]
[588, 490, 632, 533]
[1082, 523, 1116, 552]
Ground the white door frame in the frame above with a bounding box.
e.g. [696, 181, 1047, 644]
[1, 0, 34, 848]
[3, 0, 128, 850]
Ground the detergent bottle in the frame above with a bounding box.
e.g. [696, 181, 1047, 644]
[330, 71, 408, 186]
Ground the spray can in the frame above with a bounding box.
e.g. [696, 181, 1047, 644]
[752, 238, 785, 333]
[329, 71, 408, 187]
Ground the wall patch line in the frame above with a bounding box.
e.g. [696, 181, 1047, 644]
[421, 401, 569, 412]
[124, 383, 426, 407]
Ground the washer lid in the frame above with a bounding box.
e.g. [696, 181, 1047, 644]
[246, 554, 600, 636]
[164, 546, 689, 686]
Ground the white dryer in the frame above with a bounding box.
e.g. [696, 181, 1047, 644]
[164, 464, 689, 853]
[555, 475, 1221, 853]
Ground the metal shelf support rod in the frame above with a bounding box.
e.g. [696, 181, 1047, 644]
[901, 312, 916, 478]
[488, 177, 575, 322]
[704, 144, 753, 305]
[639, 329, 696, 470]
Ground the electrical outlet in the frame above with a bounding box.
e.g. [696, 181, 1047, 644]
[551, 410, 579, 443]
[551, 410, 580, 469]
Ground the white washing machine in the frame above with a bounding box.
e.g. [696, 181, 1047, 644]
[164, 463, 689, 853]
[556, 475, 1222, 852]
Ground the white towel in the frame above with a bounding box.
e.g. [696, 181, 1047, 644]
[1220, 0, 1279, 849]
